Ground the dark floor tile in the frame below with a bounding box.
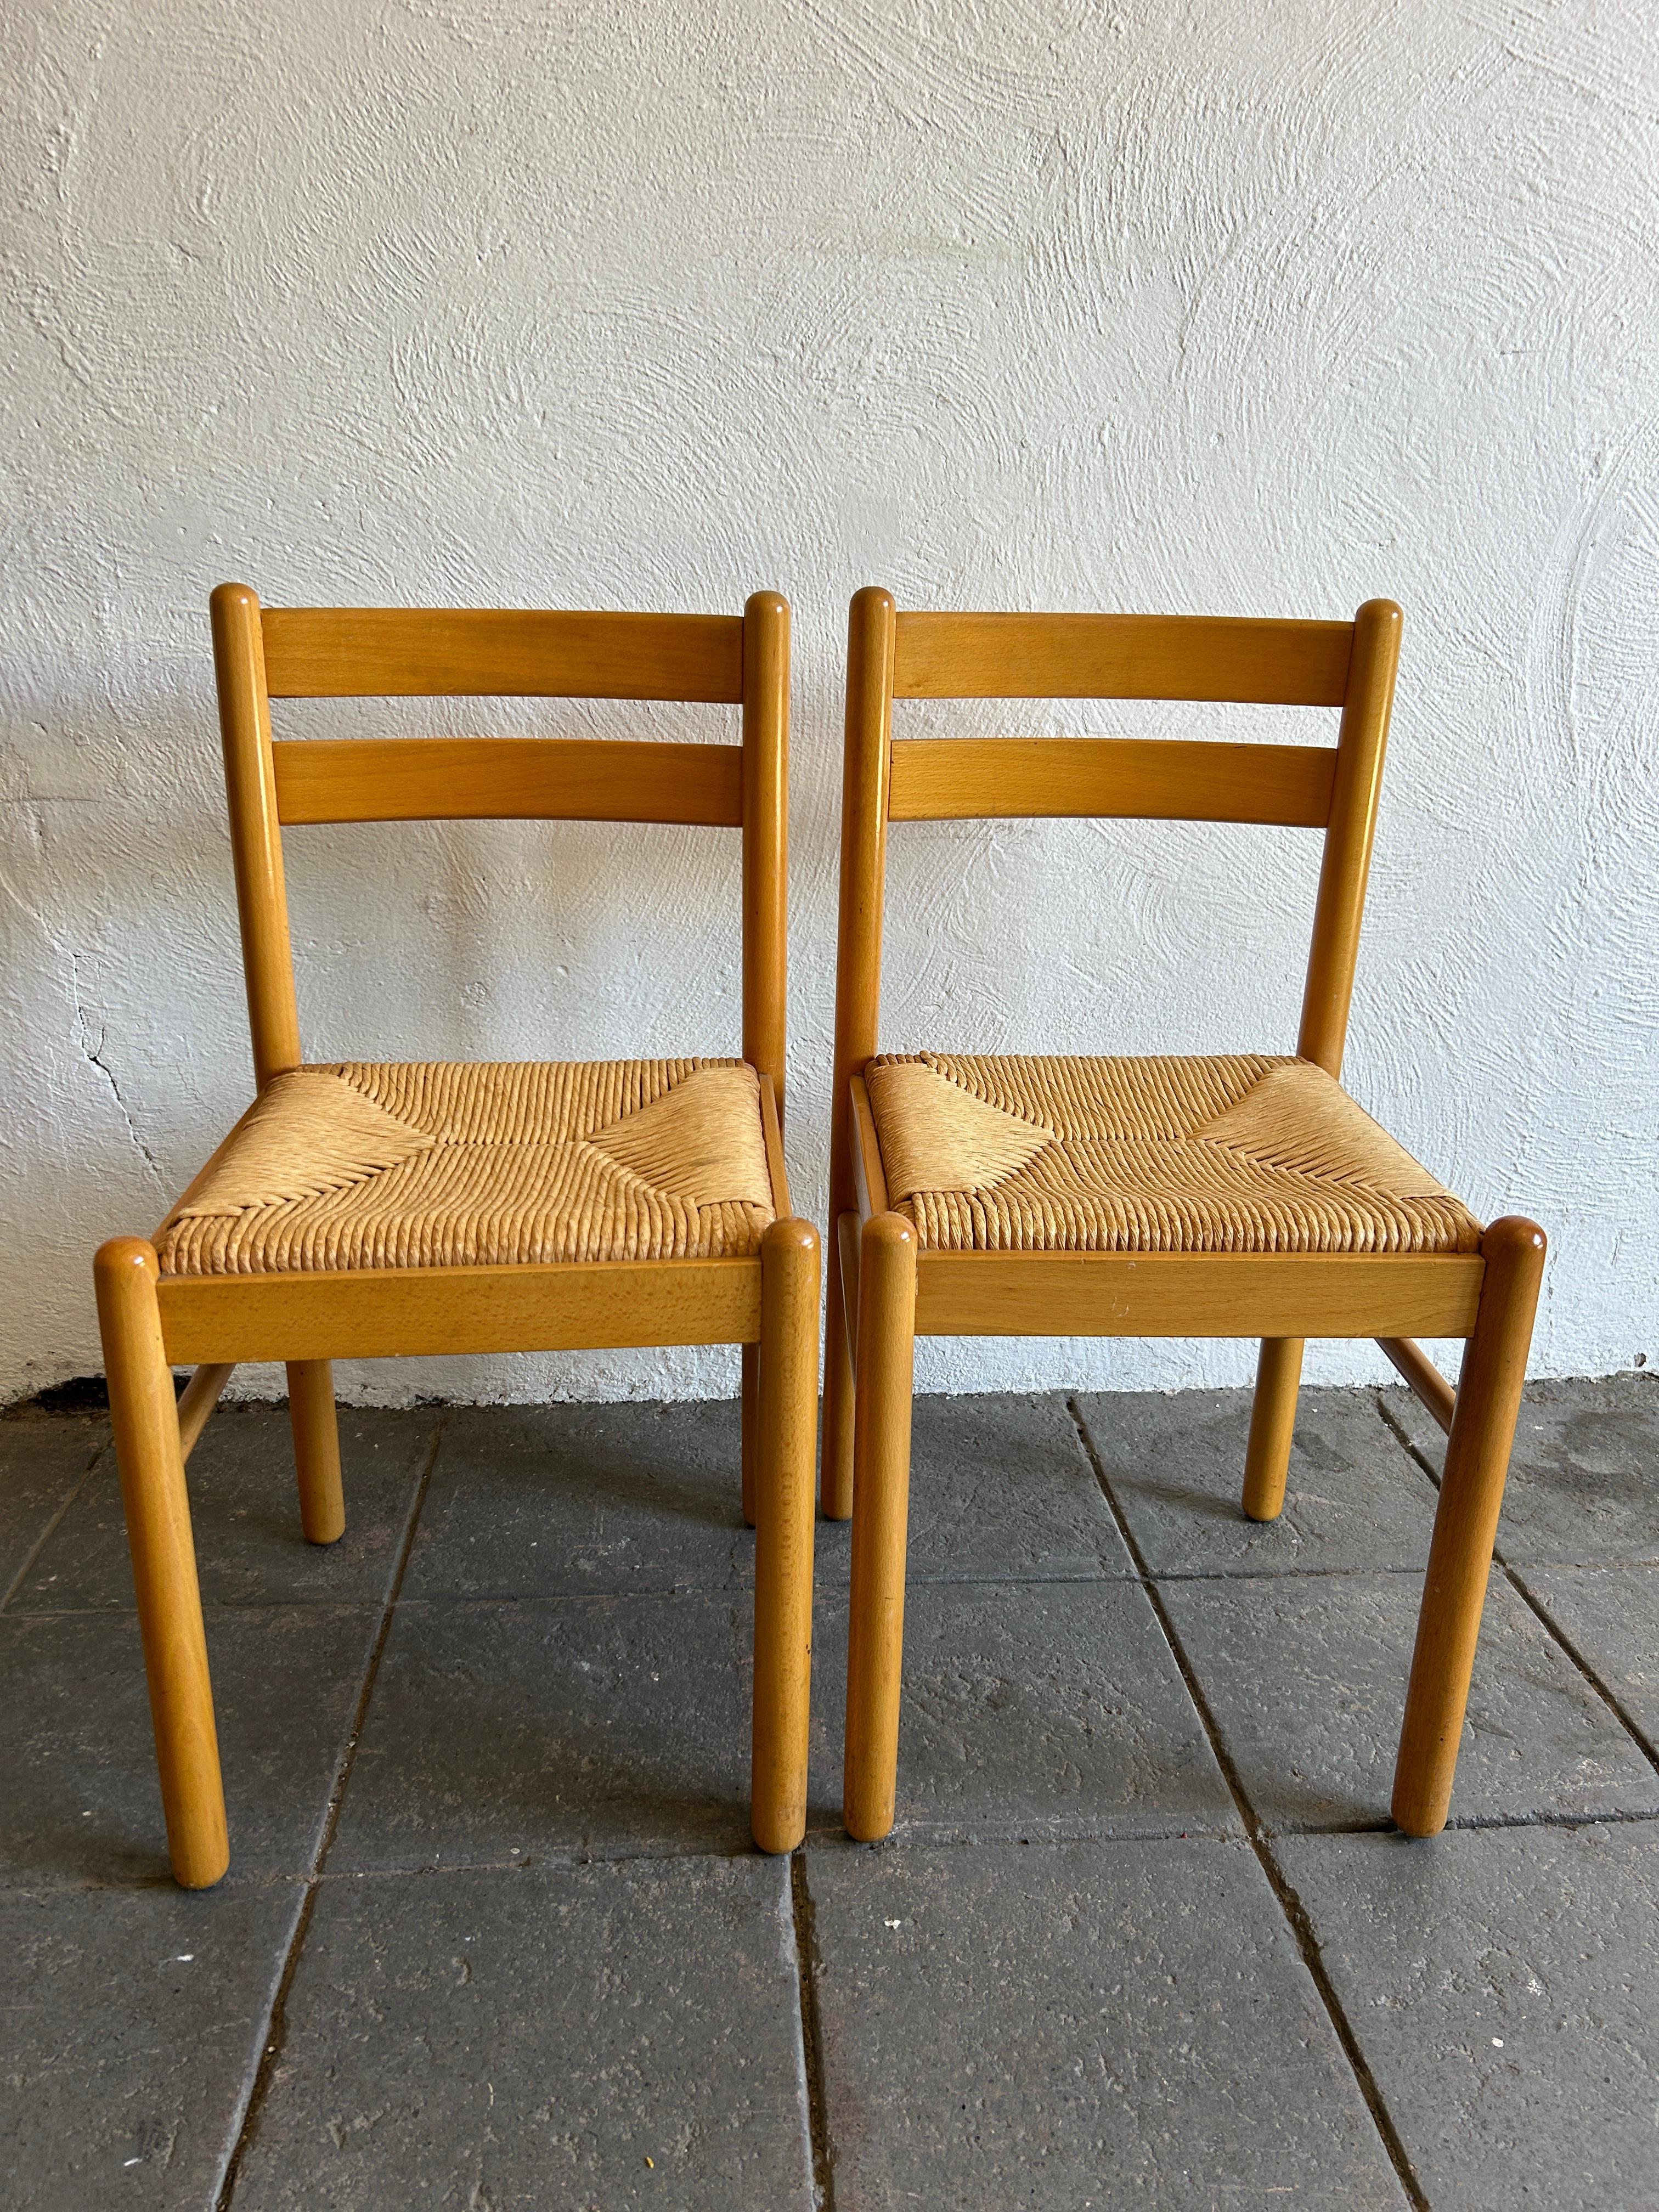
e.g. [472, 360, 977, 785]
[1384, 1372, 1659, 1564]
[232, 1857, 811, 2210]
[328, 1594, 756, 1872]
[1278, 1823, 1659, 2211]
[807, 1579, 1239, 1843]
[0, 1407, 108, 1600]
[0, 1878, 302, 2210]
[405, 1398, 753, 1598]
[13, 1403, 435, 1611]
[1079, 1385, 1438, 1577]
[821, 1391, 1132, 1587]
[1520, 1562, 1659, 1756]
[808, 1836, 1405, 2209]
[1164, 1569, 1659, 1833]
[0, 1606, 379, 1888]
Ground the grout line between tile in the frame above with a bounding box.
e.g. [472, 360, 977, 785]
[213, 1410, 448, 2211]
[0, 1435, 109, 1615]
[1371, 1391, 1659, 1783]
[790, 1855, 838, 2211]
[1066, 1396, 1429, 2212]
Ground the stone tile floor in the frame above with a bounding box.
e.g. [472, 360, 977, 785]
[2, 1376, 1657, 2209]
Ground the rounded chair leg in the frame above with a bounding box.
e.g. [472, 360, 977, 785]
[1391, 1217, 1547, 1837]
[820, 1227, 857, 1521]
[1243, 1336, 1304, 1521]
[94, 1239, 229, 1889]
[843, 1214, 918, 1843]
[287, 1359, 345, 1545]
[751, 1220, 822, 1854]
[740, 1341, 761, 1530]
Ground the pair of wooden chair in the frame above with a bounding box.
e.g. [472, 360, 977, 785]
[95, 583, 1542, 1890]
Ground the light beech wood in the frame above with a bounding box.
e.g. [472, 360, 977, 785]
[101, 584, 810, 1887]
[843, 1214, 918, 1842]
[822, 588, 897, 1521]
[1242, 1338, 1306, 1520]
[742, 593, 790, 1108]
[262, 606, 744, 701]
[1392, 1219, 1547, 1836]
[1379, 1334, 1457, 1435]
[286, 1359, 345, 1544]
[830, 586, 1536, 1842]
[94, 1240, 229, 1889]
[911, 1250, 1483, 1339]
[751, 1218, 822, 1854]
[893, 611, 1353, 703]
[888, 736, 1336, 827]
[175, 1363, 233, 1463]
[273, 737, 743, 826]
[157, 1255, 762, 1364]
[213, 584, 301, 1086]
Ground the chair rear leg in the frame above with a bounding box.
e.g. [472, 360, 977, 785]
[751, 1221, 821, 1853]
[740, 1341, 761, 1528]
[843, 1214, 918, 1842]
[1392, 1218, 1547, 1837]
[1243, 1336, 1305, 1520]
[94, 1239, 229, 1889]
[820, 1229, 857, 1521]
[287, 1359, 345, 1544]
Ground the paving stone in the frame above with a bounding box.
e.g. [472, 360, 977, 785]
[835, 1391, 1133, 1587]
[329, 1593, 757, 1871]
[1164, 1569, 1659, 1833]
[0, 1606, 379, 1887]
[1384, 1372, 1659, 1564]
[233, 1857, 812, 2211]
[1278, 1822, 1659, 2211]
[1077, 1385, 1438, 1577]
[808, 1836, 1406, 2208]
[806, 1579, 1239, 1843]
[13, 1404, 435, 1611]
[0, 1407, 107, 1600]
[0, 1877, 302, 2211]
[404, 1398, 754, 1598]
[1519, 1561, 1659, 1756]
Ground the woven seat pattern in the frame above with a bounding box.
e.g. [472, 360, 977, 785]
[157, 1059, 776, 1276]
[865, 1053, 1481, 1256]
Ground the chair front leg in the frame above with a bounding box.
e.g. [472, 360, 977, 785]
[843, 1212, 918, 1843]
[94, 1239, 229, 1889]
[287, 1359, 345, 1544]
[751, 1220, 822, 1854]
[1391, 1217, 1547, 1837]
[1242, 1336, 1305, 1521]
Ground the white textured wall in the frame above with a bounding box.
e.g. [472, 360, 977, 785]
[3, 0, 1656, 1406]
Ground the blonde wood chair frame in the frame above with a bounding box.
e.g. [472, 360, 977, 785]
[94, 585, 820, 1888]
[824, 587, 1545, 1845]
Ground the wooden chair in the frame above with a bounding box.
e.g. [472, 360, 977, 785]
[823, 588, 1545, 1844]
[94, 585, 820, 1888]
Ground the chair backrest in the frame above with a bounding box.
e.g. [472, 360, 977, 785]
[832, 588, 1402, 1131]
[210, 584, 789, 1103]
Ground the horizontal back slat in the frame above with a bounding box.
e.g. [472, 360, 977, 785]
[272, 738, 744, 826]
[262, 607, 746, 701]
[887, 737, 1337, 827]
[893, 612, 1352, 704]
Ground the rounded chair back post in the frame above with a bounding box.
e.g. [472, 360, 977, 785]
[741, 590, 791, 1116]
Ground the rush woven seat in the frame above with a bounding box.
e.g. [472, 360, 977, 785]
[157, 1059, 776, 1276]
[865, 1052, 1481, 1257]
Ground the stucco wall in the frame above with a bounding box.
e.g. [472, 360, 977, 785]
[3, 0, 1656, 1406]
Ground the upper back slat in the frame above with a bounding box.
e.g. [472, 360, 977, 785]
[893, 611, 1353, 705]
[262, 607, 746, 702]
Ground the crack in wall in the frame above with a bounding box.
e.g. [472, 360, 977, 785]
[67, 948, 166, 1186]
